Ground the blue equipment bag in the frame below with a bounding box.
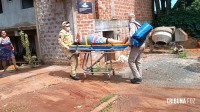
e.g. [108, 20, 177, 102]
[131, 38, 141, 48]
[131, 22, 153, 47]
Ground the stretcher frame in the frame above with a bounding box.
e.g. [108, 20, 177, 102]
[69, 44, 128, 78]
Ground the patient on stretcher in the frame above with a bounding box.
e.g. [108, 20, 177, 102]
[75, 32, 129, 45]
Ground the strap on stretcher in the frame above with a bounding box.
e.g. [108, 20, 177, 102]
[84, 36, 88, 45]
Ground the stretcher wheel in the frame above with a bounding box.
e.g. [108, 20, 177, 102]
[107, 74, 111, 79]
[109, 69, 115, 76]
[112, 70, 115, 76]
[83, 73, 87, 78]
[91, 69, 94, 75]
[103, 73, 111, 79]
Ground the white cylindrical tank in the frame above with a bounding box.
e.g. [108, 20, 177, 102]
[152, 27, 173, 44]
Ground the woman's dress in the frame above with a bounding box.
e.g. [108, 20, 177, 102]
[0, 37, 14, 61]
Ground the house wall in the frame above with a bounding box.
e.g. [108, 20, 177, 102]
[95, 0, 152, 21]
[77, 0, 153, 63]
[0, 0, 38, 63]
[0, 0, 35, 29]
[35, 0, 68, 64]
[77, 0, 95, 36]
[35, 0, 153, 64]
[77, 0, 153, 37]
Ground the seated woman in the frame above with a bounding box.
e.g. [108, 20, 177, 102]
[76, 31, 129, 45]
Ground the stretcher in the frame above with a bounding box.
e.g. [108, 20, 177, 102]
[69, 44, 129, 78]
[68, 22, 152, 78]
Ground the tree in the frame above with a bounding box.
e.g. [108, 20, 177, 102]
[166, 0, 172, 14]
[161, 0, 166, 12]
[155, 0, 161, 14]
[173, 0, 195, 9]
[154, 0, 172, 15]
[154, 0, 200, 39]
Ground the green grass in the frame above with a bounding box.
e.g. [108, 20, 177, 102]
[99, 94, 118, 112]
[100, 103, 113, 112]
[92, 64, 113, 72]
[176, 51, 188, 58]
[100, 94, 117, 103]
[90, 94, 118, 112]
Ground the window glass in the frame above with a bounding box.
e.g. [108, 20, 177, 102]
[0, 0, 3, 13]
[22, 0, 33, 9]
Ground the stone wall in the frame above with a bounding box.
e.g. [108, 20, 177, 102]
[35, 0, 68, 64]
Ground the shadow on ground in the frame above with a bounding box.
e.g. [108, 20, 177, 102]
[48, 70, 129, 84]
[0, 65, 50, 78]
[184, 62, 200, 73]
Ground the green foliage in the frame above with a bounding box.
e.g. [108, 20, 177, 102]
[100, 94, 117, 103]
[154, 0, 200, 39]
[176, 51, 188, 58]
[92, 64, 101, 72]
[190, 0, 200, 10]
[100, 103, 112, 112]
[19, 31, 37, 66]
[92, 63, 112, 72]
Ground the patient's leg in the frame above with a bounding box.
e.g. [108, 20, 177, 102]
[76, 32, 82, 44]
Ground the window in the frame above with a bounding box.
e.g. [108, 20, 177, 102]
[22, 0, 33, 9]
[0, 0, 3, 13]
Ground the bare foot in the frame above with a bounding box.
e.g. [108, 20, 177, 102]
[123, 37, 129, 44]
[76, 31, 82, 44]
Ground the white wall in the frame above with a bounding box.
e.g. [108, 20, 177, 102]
[0, 0, 36, 29]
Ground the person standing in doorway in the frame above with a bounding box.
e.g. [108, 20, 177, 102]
[58, 21, 80, 80]
[128, 13, 145, 84]
[0, 31, 18, 74]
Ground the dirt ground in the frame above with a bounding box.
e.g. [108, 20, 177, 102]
[0, 48, 199, 112]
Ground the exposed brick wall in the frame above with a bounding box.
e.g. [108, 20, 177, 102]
[95, 0, 112, 20]
[77, 0, 153, 65]
[35, 0, 153, 64]
[77, 0, 95, 36]
[35, 0, 68, 64]
[95, 0, 152, 21]
[134, 0, 153, 21]
[77, 0, 153, 37]
[114, 0, 135, 19]
[77, 14, 95, 36]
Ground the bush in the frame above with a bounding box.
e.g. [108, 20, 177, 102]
[19, 31, 37, 66]
[153, 0, 200, 39]
[176, 51, 188, 58]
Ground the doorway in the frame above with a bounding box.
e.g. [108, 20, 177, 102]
[9, 30, 37, 64]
